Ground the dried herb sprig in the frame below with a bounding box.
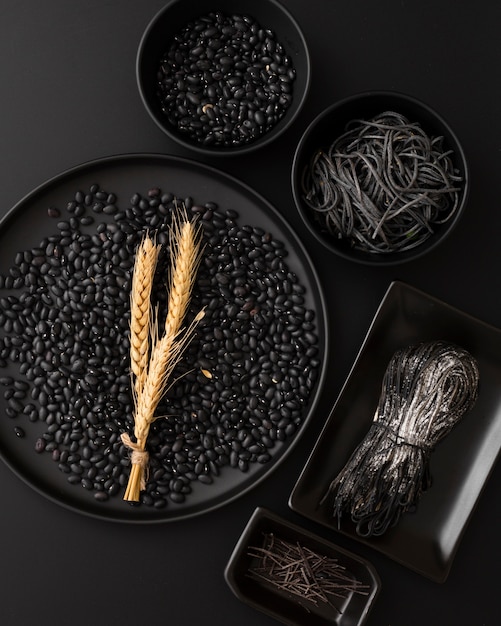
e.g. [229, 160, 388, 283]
[121, 213, 204, 501]
[248, 533, 369, 613]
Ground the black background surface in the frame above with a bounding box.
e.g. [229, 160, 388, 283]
[0, 1, 500, 624]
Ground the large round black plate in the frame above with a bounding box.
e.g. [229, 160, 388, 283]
[0, 153, 328, 523]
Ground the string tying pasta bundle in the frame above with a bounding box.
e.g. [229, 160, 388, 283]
[322, 341, 479, 537]
[301, 112, 463, 254]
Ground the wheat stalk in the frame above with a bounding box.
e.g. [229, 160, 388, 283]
[122, 213, 204, 502]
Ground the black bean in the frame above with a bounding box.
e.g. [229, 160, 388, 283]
[8, 397, 24, 412]
[94, 491, 109, 502]
[169, 492, 185, 504]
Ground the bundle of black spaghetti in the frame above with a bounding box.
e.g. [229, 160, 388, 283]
[301, 111, 463, 254]
[322, 341, 479, 537]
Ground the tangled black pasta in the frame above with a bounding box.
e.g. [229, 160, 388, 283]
[301, 112, 463, 254]
[321, 340, 479, 537]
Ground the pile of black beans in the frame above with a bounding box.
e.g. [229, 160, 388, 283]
[157, 11, 296, 148]
[0, 185, 320, 508]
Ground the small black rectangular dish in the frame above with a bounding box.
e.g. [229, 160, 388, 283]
[224, 507, 381, 626]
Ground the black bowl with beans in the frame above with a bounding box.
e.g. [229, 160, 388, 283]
[137, 0, 310, 155]
[292, 91, 469, 265]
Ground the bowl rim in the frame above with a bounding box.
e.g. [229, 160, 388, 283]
[291, 89, 470, 266]
[136, 0, 311, 156]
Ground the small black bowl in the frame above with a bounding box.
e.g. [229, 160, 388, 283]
[292, 91, 469, 265]
[137, 0, 310, 156]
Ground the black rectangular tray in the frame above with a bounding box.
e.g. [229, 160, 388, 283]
[289, 281, 501, 582]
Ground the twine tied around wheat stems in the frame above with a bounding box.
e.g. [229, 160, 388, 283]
[121, 212, 204, 502]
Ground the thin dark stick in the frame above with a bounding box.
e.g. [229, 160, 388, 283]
[247, 533, 370, 613]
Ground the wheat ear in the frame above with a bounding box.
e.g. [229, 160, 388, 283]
[129, 234, 160, 397]
[122, 214, 203, 502]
